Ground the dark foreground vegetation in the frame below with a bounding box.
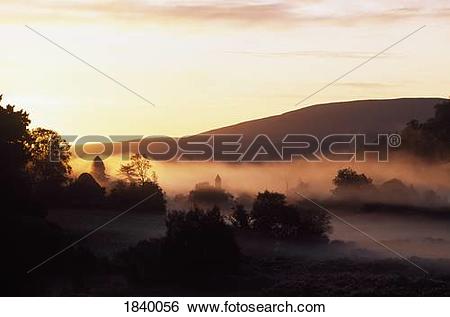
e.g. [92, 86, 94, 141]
[16, 206, 450, 296]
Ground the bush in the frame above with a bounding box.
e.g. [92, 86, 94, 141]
[115, 207, 240, 283]
[0, 214, 103, 295]
[251, 191, 331, 241]
[164, 207, 240, 272]
[251, 191, 287, 232]
[108, 180, 166, 213]
[332, 168, 376, 201]
[273, 202, 331, 241]
[65, 173, 105, 208]
[115, 239, 165, 282]
[188, 188, 233, 209]
[231, 204, 249, 229]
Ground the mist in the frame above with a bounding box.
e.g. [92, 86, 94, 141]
[68, 153, 450, 260]
[71, 153, 450, 202]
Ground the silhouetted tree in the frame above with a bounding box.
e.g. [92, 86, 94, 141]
[251, 191, 331, 241]
[25, 128, 71, 205]
[66, 173, 105, 208]
[377, 178, 418, 205]
[0, 95, 33, 213]
[251, 191, 287, 232]
[278, 202, 331, 241]
[400, 100, 450, 161]
[0, 95, 99, 295]
[164, 207, 240, 272]
[332, 168, 375, 201]
[231, 204, 249, 229]
[234, 192, 254, 209]
[119, 154, 155, 186]
[189, 187, 233, 209]
[108, 180, 166, 213]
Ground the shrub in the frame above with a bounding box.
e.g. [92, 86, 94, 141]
[188, 188, 233, 209]
[251, 191, 287, 232]
[108, 180, 166, 213]
[65, 173, 105, 208]
[251, 191, 331, 241]
[115, 239, 165, 282]
[332, 168, 376, 201]
[231, 204, 249, 229]
[164, 207, 240, 272]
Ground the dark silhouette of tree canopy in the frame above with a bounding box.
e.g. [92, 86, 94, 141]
[189, 187, 233, 208]
[377, 178, 417, 205]
[333, 168, 373, 188]
[251, 191, 331, 241]
[400, 100, 450, 161]
[0, 95, 97, 295]
[25, 128, 71, 204]
[164, 207, 240, 272]
[116, 207, 240, 282]
[108, 180, 166, 213]
[231, 204, 249, 229]
[332, 167, 375, 199]
[251, 191, 288, 232]
[0, 95, 33, 212]
[113, 153, 165, 212]
[66, 173, 105, 208]
[119, 154, 155, 186]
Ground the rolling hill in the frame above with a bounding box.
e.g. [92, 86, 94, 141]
[79, 97, 446, 158]
[203, 98, 444, 140]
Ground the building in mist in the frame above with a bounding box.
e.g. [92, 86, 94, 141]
[195, 181, 212, 190]
[194, 174, 223, 191]
[191, 174, 232, 209]
[215, 174, 222, 189]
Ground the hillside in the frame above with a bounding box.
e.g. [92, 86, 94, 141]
[203, 98, 444, 141]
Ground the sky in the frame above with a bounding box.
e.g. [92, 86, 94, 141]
[1, 0, 449, 137]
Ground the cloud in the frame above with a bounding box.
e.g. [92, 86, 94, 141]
[2, 0, 450, 27]
[335, 82, 398, 89]
[38, 1, 302, 26]
[224, 50, 397, 59]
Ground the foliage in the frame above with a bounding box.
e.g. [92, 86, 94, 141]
[277, 202, 331, 240]
[115, 239, 165, 282]
[0, 96, 30, 143]
[114, 153, 165, 212]
[116, 207, 240, 283]
[332, 168, 375, 200]
[231, 204, 249, 229]
[108, 180, 166, 212]
[400, 100, 450, 161]
[0, 96, 34, 214]
[189, 188, 233, 208]
[119, 154, 156, 185]
[251, 191, 331, 241]
[333, 168, 373, 188]
[25, 128, 72, 204]
[164, 207, 240, 272]
[251, 191, 288, 232]
[66, 173, 105, 208]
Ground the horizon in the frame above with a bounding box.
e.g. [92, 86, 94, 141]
[1, 0, 449, 136]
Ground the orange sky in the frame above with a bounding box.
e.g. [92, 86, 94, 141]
[1, 0, 449, 136]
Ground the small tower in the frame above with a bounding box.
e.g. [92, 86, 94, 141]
[91, 155, 108, 183]
[215, 174, 222, 189]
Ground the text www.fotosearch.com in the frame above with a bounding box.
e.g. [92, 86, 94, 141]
[124, 300, 326, 313]
[187, 301, 325, 313]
